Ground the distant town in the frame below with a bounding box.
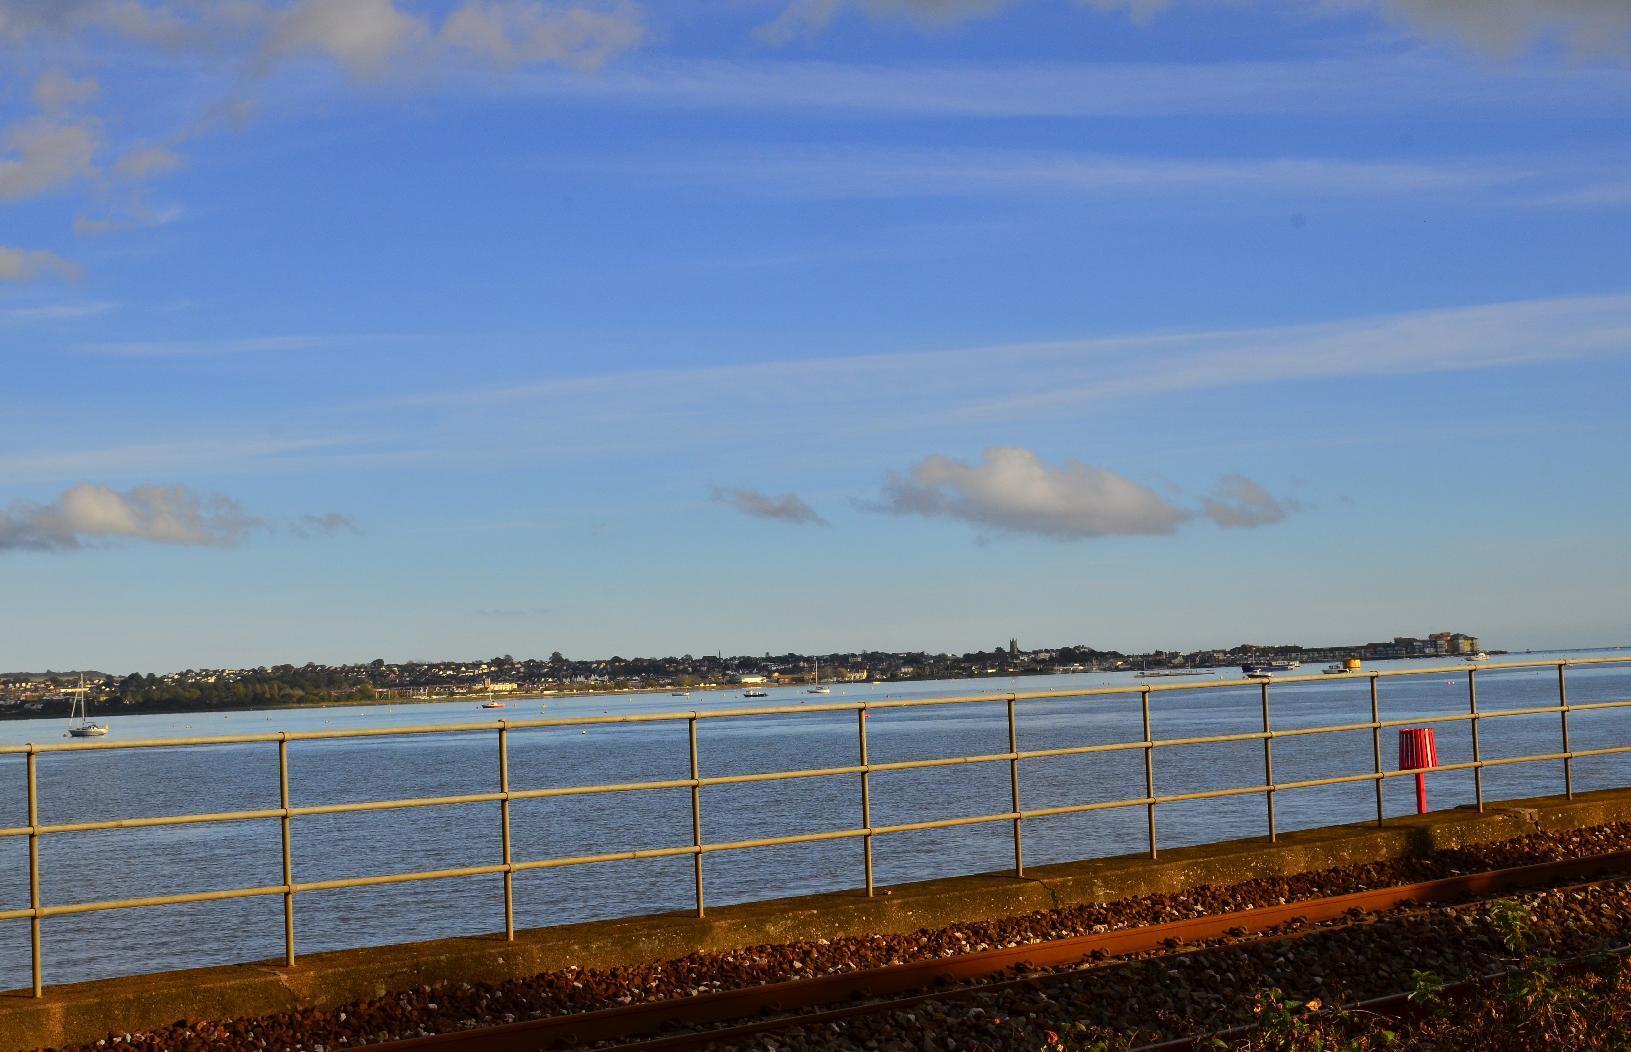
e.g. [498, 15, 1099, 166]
[0, 632, 1491, 718]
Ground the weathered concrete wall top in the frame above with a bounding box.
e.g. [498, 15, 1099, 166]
[4, 787, 1628, 1051]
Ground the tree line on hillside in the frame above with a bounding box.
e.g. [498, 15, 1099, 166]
[114, 665, 375, 711]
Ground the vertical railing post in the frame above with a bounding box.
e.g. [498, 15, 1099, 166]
[1006, 694, 1023, 878]
[278, 735, 295, 967]
[498, 722, 515, 940]
[26, 746, 42, 997]
[1141, 688, 1157, 859]
[1369, 675, 1384, 826]
[688, 714, 704, 918]
[1260, 681, 1276, 842]
[1468, 669, 1484, 813]
[857, 706, 874, 897]
[1558, 663, 1574, 799]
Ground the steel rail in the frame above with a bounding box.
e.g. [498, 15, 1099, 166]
[4, 657, 1627, 996]
[356, 848, 1631, 1052]
[7, 704, 1627, 842]
[8, 746, 1631, 925]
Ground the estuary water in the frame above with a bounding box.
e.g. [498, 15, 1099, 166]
[2, 649, 1628, 992]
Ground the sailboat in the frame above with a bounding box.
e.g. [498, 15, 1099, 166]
[806, 657, 831, 694]
[66, 675, 109, 738]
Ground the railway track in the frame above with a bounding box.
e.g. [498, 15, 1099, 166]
[365, 847, 1631, 1052]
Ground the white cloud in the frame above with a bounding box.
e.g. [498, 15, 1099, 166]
[756, 1, 1631, 57]
[0, 117, 100, 201]
[0, 246, 79, 282]
[264, 0, 431, 77]
[443, 1, 647, 72]
[873, 447, 1192, 539]
[0, 1, 647, 76]
[710, 486, 828, 525]
[1373, 0, 1631, 57]
[0, 483, 264, 552]
[1203, 474, 1297, 528]
[758, 0, 1015, 43]
[32, 71, 99, 111]
[114, 144, 185, 181]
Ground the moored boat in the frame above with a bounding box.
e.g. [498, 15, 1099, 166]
[65, 675, 109, 738]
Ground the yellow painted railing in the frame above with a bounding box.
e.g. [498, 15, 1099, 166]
[1, 656, 1627, 997]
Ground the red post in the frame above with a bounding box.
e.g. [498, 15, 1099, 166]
[1398, 728, 1438, 815]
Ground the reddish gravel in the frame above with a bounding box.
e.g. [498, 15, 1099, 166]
[739, 879, 1631, 1050]
[42, 819, 1631, 1052]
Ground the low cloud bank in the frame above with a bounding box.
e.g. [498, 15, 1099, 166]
[0, 483, 263, 551]
[868, 447, 1295, 541]
[0, 482, 358, 552]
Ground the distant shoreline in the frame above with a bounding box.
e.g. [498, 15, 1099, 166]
[14, 649, 1624, 729]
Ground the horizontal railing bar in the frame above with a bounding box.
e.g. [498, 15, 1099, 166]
[0, 883, 290, 921]
[8, 697, 1629, 840]
[4, 658, 1626, 756]
[9, 734, 1627, 920]
[1570, 744, 1631, 759]
[512, 845, 699, 871]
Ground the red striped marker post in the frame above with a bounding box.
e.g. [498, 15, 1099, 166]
[1399, 728, 1438, 815]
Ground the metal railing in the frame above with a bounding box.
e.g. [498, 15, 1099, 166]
[2, 656, 1627, 996]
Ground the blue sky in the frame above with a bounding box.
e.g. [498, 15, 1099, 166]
[2, 1, 1630, 672]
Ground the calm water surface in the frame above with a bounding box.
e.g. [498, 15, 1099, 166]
[2, 650, 1628, 991]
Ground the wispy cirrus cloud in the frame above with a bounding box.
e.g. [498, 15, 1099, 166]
[599, 142, 1573, 205]
[710, 486, 829, 526]
[0, 299, 111, 321]
[9, 291, 1631, 483]
[0, 435, 364, 483]
[511, 54, 1631, 120]
[78, 335, 326, 356]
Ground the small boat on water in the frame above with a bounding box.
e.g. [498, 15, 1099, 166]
[65, 675, 109, 738]
[807, 658, 831, 694]
[1466, 652, 1490, 662]
[1241, 661, 1299, 677]
[1136, 670, 1206, 678]
[671, 690, 691, 697]
[481, 700, 505, 710]
[743, 688, 768, 698]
